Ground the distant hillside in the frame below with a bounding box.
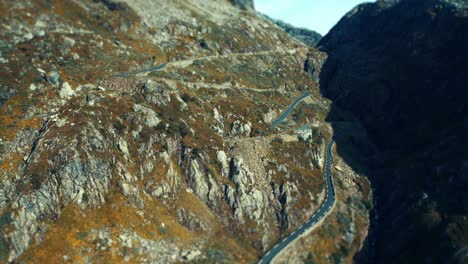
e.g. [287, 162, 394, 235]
[264, 15, 322, 47]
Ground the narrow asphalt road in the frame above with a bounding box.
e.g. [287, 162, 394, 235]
[113, 48, 304, 78]
[259, 138, 336, 263]
[261, 92, 336, 263]
[114, 63, 167, 77]
[271, 92, 310, 127]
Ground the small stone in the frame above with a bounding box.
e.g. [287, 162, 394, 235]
[33, 29, 45, 37]
[118, 138, 131, 158]
[29, 84, 36, 91]
[46, 71, 60, 85]
[23, 32, 34, 40]
[63, 37, 76, 49]
[59, 82, 75, 98]
[56, 118, 67, 127]
[34, 19, 47, 28]
[132, 104, 160, 128]
[335, 166, 343, 172]
[182, 250, 202, 261]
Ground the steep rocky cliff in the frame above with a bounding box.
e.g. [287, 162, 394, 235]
[318, 0, 468, 263]
[0, 0, 371, 263]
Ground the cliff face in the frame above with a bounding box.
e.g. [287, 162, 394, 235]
[319, 0, 467, 152]
[0, 0, 371, 263]
[318, 0, 468, 262]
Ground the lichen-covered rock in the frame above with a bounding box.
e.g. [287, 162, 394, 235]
[216, 150, 229, 177]
[144, 80, 171, 106]
[177, 208, 208, 231]
[132, 104, 161, 128]
[225, 156, 271, 224]
[231, 120, 252, 137]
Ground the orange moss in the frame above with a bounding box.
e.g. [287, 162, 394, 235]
[19, 191, 199, 263]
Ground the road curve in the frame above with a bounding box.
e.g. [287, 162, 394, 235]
[271, 92, 310, 127]
[114, 63, 167, 77]
[114, 48, 304, 78]
[259, 138, 336, 264]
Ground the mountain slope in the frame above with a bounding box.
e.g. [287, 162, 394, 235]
[318, 0, 468, 262]
[0, 0, 371, 263]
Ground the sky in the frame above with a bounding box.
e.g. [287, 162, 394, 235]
[255, 0, 373, 35]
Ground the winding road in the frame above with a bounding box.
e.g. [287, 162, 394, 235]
[114, 63, 167, 77]
[114, 48, 304, 78]
[271, 92, 310, 127]
[260, 96, 337, 264]
[115, 53, 337, 264]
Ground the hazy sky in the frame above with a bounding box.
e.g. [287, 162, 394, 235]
[255, 0, 372, 35]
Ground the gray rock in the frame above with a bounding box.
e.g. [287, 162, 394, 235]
[144, 80, 171, 106]
[114, 230, 184, 263]
[118, 138, 131, 159]
[225, 156, 270, 223]
[132, 104, 161, 128]
[216, 150, 229, 177]
[181, 249, 202, 261]
[189, 159, 209, 202]
[46, 70, 60, 85]
[296, 127, 313, 142]
[58, 82, 75, 98]
[63, 36, 75, 49]
[177, 208, 208, 231]
[7, 150, 112, 261]
[231, 120, 252, 137]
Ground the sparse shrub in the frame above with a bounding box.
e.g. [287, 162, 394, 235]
[304, 252, 316, 264]
[336, 211, 348, 225]
[205, 248, 231, 264]
[158, 225, 167, 235]
[75, 231, 88, 240]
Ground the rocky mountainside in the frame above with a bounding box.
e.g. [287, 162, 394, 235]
[0, 0, 372, 263]
[318, 0, 468, 263]
[264, 16, 322, 47]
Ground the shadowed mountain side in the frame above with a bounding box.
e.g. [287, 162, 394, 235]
[319, 0, 468, 263]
